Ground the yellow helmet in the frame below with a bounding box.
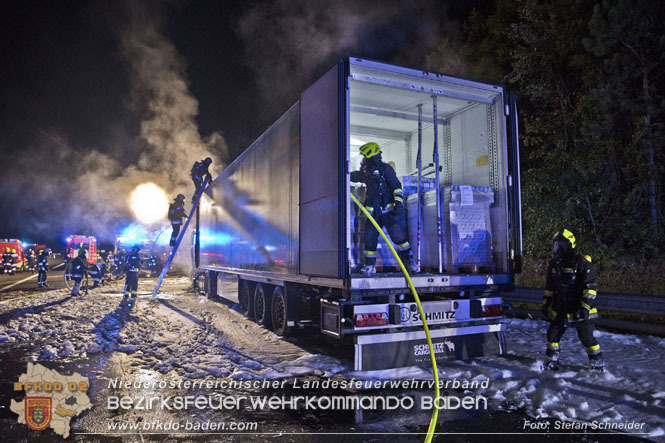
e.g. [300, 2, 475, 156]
[5, 247, 9, 252]
[12, 249, 16, 253]
[359, 142, 381, 159]
[553, 228, 576, 249]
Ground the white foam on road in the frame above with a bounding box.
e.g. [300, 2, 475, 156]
[1, 281, 663, 440]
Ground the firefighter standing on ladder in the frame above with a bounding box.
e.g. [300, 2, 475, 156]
[190, 158, 212, 203]
[168, 194, 187, 246]
[350, 142, 418, 275]
[541, 229, 604, 371]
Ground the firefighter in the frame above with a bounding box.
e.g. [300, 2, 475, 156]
[190, 157, 212, 203]
[64, 247, 73, 280]
[2, 247, 12, 274]
[350, 142, 418, 275]
[9, 248, 19, 274]
[124, 245, 141, 299]
[87, 255, 103, 288]
[37, 248, 51, 288]
[541, 229, 604, 371]
[106, 253, 116, 280]
[26, 249, 36, 273]
[70, 249, 92, 296]
[168, 194, 187, 246]
[147, 254, 159, 277]
[114, 249, 126, 279]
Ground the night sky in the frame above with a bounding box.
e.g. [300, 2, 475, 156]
[0, 0, 483, 248]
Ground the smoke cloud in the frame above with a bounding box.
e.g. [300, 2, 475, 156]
[236, 0, 454, 115]
[4, 2, 227, 246]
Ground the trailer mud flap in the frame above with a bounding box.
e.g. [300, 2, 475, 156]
[354, 323, 506, 371]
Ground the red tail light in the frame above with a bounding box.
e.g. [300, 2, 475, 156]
[354, 312, 389, 327]
[482, 304, 502, 317]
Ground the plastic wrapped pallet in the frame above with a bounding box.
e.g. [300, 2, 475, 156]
[406, 185, 495, 273]
[402, 176, 436, 195]
[444, 185, 495, 273]
[406, 189, 450, 272]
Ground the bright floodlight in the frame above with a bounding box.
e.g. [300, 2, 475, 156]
[130, 183, 169, 224]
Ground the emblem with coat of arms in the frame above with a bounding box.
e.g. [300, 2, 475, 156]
[25, 397, 52, 431]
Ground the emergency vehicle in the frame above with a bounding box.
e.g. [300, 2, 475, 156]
[65, 235, 97, 264]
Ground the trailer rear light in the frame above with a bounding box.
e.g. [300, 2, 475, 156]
[482, 305, 502, 317]
[354, 312, 389, 327]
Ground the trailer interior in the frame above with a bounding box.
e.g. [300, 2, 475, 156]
[346, 59, 514, 293]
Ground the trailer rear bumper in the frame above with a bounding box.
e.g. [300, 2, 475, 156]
[354, 323, 506, 371]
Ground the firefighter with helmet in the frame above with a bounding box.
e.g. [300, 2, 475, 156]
[124, 245, 142, 300]
[542, 229, 604, 371]
[70, 248, 92, 296]
[26, 249, 37, 273]
[168, 194, 187, 246]
[2, 247, 12, 274]
[37, 248, 51, 288]
[10, 248, 18, 275]
[190, 157, 212, 203]
[351, 142, 418, 275]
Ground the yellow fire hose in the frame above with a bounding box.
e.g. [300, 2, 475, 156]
[351, 193, 440, 442]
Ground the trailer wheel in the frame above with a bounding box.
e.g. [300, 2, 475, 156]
[271, 287, 289, 336]
[239, 280, 254, 319]
[254, 283, 273, 329]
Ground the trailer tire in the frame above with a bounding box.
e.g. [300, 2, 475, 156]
[239, 280, 254, 320]
[271, 287, 289, 336]
[254, 283, 273, 329]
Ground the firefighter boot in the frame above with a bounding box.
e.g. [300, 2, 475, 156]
[399, 250, 419, 274]
[589, 353, 605, 372]
[544, 349, 560, 371]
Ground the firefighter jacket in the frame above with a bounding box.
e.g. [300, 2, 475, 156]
[37, 253, 49, 271]
[125, 251, 141, 273]
[70, 256, 90, 279]
[168, 201, 187, 223]
[350, 161, 404, 216]
[544, 253, 598, 321]
[2, 252, 11, 265]
[190, 161, 212, 182]
[10, 251, 18, 264]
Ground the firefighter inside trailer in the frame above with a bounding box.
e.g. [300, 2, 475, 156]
[351, 142, 419, 275]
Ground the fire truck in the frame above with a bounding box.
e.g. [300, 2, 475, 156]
[65, 235, 97, 264]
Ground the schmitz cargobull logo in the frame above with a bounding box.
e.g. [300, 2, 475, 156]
[25, 397, 52, 431]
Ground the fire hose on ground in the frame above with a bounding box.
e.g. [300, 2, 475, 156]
[350, 193, 440, 443]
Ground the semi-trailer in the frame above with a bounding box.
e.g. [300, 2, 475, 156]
[193, 57, 522, 371]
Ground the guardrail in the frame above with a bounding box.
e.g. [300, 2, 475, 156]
[503, 287, 665, 336]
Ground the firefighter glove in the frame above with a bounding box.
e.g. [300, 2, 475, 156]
[578, 305, 590, 321]
[393, 201, 405, 217]
[541, 298, 553, 321]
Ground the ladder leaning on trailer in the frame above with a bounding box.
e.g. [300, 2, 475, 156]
[152, 177, 210, 297]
